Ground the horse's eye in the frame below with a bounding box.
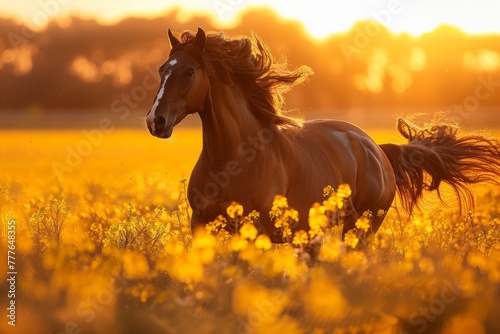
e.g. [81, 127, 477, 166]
[186, 69, 195, 76]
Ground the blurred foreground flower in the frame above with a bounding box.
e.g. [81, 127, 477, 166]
[344, 230, 359, 248]
[240, 222, 258, 240]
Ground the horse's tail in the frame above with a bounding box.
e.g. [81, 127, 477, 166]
[379, 118, 500, 213]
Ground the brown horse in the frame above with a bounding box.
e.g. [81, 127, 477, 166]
[146, 28, 500, 242]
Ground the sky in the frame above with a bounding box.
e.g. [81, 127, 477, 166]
[3, 0, 500, 38]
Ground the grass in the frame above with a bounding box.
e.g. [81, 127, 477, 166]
[0, 128, 499, 334]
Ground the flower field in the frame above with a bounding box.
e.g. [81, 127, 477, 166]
[1, 128, 499, 334]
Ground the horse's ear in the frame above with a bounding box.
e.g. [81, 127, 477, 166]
[195, 27, 206, 50]
[168, 29, 180, 48]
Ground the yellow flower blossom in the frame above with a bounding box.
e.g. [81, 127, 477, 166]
[273, 195, 288, 209]
[355, 216, 370, 232]
[323, 195, 338, 211]
[230, 235, 248, 251]
[227, 201, 244, 219]
[239, 223, 258, 240]
[270, 246, 305, 278]
[309, 202, 327, 238]
[309, 203, 326, 217]
[280, 223, 292, 240]
[319, 239, 343, 263]
[270, 195, 298, 242]
[194, 228, 216, 249]
[292, 230, 309, 247]
[322, 184, 352, 211]
[323, 185, 335, 197]
[255, 234, 272, 250]
[344, 230, 359, 248]
[232, 280, 286, 320]
[248, 210, 260, 222]
[270, 195, 288, 218]
[169, 252, 205, 283]
[337, 184, 352, 198]
[205, 215, 227, 235]
[304, 275, 347, 321]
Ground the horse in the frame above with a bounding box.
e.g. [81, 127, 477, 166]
[145, 28, 500, 243]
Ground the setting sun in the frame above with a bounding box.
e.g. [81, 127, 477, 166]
[3, 0, 500, 38]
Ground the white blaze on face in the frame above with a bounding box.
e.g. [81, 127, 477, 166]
[147, 58, 178, 132]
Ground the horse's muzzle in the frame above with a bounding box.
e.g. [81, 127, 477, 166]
[146, 114, 173, 138]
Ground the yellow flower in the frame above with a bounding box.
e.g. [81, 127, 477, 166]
[273, 195, 288, 208]
[248, 210, 260, 222]
[270, 246, 305, 278]
[319, 244, 341, 263]
[239, 223, 258, 240]
[282, 225, 292, 239]
[322, 184, 352, 210]
[292, 230, 309, 247]
[344, 230, 359, 249]
[323, 185, 335, 198]
[255, 234, 272, 250]
[169, 252, 205, 283]
[309, 203, 326, 217]
[309, 203, 328, 238]
[318, 235, 343, 263]
[232, 280, 285, 319]
[269, 196, 298, 242]
[270, 195, 289, 219]
[323, 196, 338, 212]
[227, 202, 244, 219]
[285, 208, 299, 222]
[337, 184, 352, 198]
[304, 274, 347, 321]
[194, 228, 216, 249]
[355, 216, 370, 232]
[231, 235, 248, 251]
[205, 215, 227, 235]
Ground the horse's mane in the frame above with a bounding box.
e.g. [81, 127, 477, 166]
[170, 30, 313, 128]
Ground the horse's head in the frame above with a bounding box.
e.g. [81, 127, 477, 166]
[146, 28, 209, 138]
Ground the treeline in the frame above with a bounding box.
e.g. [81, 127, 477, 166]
[1, 7, 500, 113]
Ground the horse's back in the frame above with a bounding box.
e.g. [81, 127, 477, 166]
[284, 119, 396, 231]
[300, 119, 390, 179]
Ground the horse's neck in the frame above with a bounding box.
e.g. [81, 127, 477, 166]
[199, 80, 262, 169]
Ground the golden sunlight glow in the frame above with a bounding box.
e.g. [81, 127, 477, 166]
[68, 48, 165, 85]
[354, 47, 424, 95]
[1, 45, 37, 75]
[463, 49, 500, 73]
[3, 0, 500, 38]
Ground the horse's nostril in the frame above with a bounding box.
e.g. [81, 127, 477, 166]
[155, 116, 166, 131]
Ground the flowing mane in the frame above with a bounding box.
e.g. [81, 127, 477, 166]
[170, 30, 313, 128]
